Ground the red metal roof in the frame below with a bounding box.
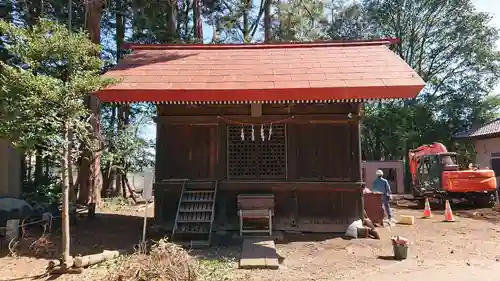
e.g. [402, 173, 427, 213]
[96, 40, 425, 104]
[454, 118, 500, 139]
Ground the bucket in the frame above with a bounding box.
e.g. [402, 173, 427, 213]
[393, 244, 408, 260]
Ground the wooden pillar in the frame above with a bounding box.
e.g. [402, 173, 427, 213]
[356, 103, 364, 219]
[154, 113, 164, 182]
[153, 184, 164, 223]
[217, 122, 226, 180]
[153, 110, 165, 223]
[217, 122, 228, 225]
[350, 108, 362, 182]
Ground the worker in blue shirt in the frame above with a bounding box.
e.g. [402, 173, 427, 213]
[372, 169, 394, 223]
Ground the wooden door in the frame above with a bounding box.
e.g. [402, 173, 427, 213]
[294, 124, 351, 181]
[164, 124, 218, 179]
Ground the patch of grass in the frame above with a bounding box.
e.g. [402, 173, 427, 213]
[197, 257, 235, 281]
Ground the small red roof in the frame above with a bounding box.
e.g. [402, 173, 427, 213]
[96, 40, 425, 104]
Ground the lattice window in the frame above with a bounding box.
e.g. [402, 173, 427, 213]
[227, 124, 287, 179]
[227, 125, 258, 178]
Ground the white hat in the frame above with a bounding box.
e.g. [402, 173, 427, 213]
[375, 169, 384, 176]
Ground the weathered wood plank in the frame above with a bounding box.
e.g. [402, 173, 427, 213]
[239, 239, 279, 270]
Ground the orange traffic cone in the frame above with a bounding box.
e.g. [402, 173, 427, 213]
[422, 198, 432, 218]
[444, 200, 455, 222]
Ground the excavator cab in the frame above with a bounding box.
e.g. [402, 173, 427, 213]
[440, 153, 459, 171]
[412, 152, 458, 196]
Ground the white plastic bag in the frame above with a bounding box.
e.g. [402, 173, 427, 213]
[345, 219, 363, 238]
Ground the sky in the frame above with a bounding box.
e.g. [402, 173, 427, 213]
[140, 1, 500, 141]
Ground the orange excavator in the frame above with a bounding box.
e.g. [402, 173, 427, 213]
[409, 142, 497, 206]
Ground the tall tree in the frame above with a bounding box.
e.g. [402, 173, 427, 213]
[112, 0, 125, 197]
[79, 0, 104, 216]
[0, 18, 114, 267]
[355, 0, 500, 159]
[203, 0, 270, 43]
[129, 0, 180, 43]
[272, 0, 327, 42]
[194, 0, 203, 41]
[264, 0, 271, 42]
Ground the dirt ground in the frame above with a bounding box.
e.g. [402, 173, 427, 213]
[1, 200, 500, 281]
[230, 204, 500, 281]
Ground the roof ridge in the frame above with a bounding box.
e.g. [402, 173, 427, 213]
[478, 117, 500, 127]
[121, 38, 400, 51]
[454, 117, 500, 139]
[469, 117, 500, 133]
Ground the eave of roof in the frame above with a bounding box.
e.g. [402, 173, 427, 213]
[95, 39, 426, 104]
[454, 118, 500, 140]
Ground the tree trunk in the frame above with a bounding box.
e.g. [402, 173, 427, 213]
[115, 104, 128, 197]
[115, 172, 122, 196]
[124, 176, 137, 203]
[23, 0, 42, 27]
[0, 0, 13, 21]
[20, 153, 26, 187]
[264, 0, 272, 42]
[27, 152, 32, 181]
[66, 126, 78, 224]
[80, 0, 103, 215]
[44, 157, 50, 177]
[101, 171, 108, 198]
[116, 0, 124, 59]
[242, 0, 251, 42]
[102, 168, 116, 198]
[68, 127, 74, 189]
[77, 154, 90, 204]
[277, 0, 283, 41]
[110, 0, 124, 199]
[121, 175, 128, 198]
[35, 147, 43, 183]
[61, 120, 71, 266]
[165, 0, 178, 42]
[193, 0, 203, 41]
[374, 128, 382, 160]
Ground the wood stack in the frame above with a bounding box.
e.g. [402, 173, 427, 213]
[47, 249, 126, 274]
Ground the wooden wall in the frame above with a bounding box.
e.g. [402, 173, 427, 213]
[153, 103, 364, 230]
[155, 103, 361, 182]
[154, 181, 363, 231]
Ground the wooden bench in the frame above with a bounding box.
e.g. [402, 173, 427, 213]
[237, 194, 275, 236]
